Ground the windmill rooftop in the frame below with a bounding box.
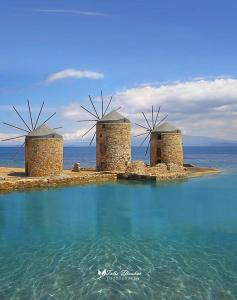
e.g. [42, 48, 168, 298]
[153, 122, 181, 133]
[27, 124, 62, 138]
[98, 111, 130, 123]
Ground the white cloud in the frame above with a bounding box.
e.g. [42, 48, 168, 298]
[60, 103, 97, 142]
[114, 78, 237, 113]
[18, 77, 233, 143]
[63, 126, 96, 143]
[46, 69, 104, 84]
[34, 9, 109, 17]
[63, 129, 85, 141]
[61, 78, 237, 141]
[62, 103, 82, 120]
[111, 78, 237, 140]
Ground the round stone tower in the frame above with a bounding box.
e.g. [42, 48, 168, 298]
[25, 124, 63, 177]
[150, 122, 183, 166]
[96, 111, 131, 172]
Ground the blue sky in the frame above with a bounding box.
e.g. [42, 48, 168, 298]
[1, 0, 237, 144]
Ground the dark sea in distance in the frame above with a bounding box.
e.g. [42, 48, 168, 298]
[0, 146, 237, 299]
[0, 146, 236, 170]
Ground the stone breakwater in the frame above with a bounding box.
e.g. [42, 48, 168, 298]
[120, 161, 219, 181]
[0, 168, 117, 193]
[0, 163, 220, 193]
[120, 161, 187, 181]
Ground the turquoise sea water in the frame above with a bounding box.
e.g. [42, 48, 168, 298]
[0, 147, 237, 299]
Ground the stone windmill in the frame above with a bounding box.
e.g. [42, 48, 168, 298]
[2, 100, 63, 177]
[78, 91, 131, 172]
[135, 106, 183, 166]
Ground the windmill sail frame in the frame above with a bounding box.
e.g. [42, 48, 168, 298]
[134, 106, 168, 156]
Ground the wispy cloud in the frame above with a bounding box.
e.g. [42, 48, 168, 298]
[46, 69, 104, 84]
[0, 105, 12, 111]
[192, 75, 231, 81]
[137, 75, 231, 87]
[34, 9, 109, 17]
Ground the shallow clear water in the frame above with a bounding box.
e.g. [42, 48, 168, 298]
[0, 147, 237, 299]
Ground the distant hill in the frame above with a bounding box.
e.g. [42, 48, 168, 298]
[183, 135, 237, 147]
[130, 134, 237, 147]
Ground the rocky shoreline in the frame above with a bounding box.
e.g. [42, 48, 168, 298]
[0, 168, 117, 193]
[0, 164, 220, 194]
[118, 161, 220, 181]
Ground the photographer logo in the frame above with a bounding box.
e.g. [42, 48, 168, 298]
[97, 269, 141, 281]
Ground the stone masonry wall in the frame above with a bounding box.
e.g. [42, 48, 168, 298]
[96, 122, 131, 172]
[120, 160, 187, 181]
[150, 132, 183, 166]
[25, 138, 63, 177]
[126, 160, 146, 174]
